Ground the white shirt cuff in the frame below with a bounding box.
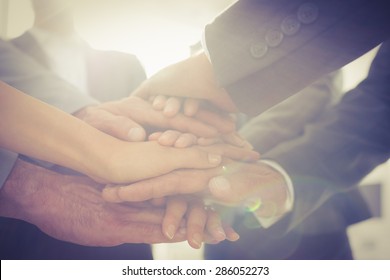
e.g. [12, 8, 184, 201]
[201, 32, 211, 61]
[250, 160, 294, 228]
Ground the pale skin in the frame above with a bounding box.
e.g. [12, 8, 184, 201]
[0, 81, 258, 184]
[0, 81, 245, 248]
[75, 95, 237, 143]
[103, 91, 289, 230]
[103, 160, 289, 225]
[133, 52, 237, 112]
[98, 94, 288, 247]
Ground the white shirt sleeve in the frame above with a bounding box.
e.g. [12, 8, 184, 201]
[251, 159, 295, 228]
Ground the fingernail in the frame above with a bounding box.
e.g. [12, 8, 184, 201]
[153, 96, 165, 110]
[231, 133, 246, 147]
[128, 127, 145, 141]
[209, 176, 231, 194]
[178, 227, 186, 235]
[208, 154, 222, 165]
[230, 232, 240, 241]
[164, 103, 176, 116]
[175, 137, 190, 148]
[191, 233, 203, 249]
[165, 224, 176, 240]
[243, 140, 254, 150]
[215, 227, 226, 241]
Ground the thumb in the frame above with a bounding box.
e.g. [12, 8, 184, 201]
[168, 147, 222, 170]
[209, 90, 238, 113]
[208, 176, 233, 201]
[103, 115, 146, 142]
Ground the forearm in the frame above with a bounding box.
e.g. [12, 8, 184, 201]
[0, 81, 119, 181]
[0, 158, 46, 221]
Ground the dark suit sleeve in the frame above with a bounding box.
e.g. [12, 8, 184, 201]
[264, 42, 390, 231]
[239, 71, 341, 153]
[205, 0, 390, 115]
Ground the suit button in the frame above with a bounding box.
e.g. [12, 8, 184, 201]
[281, 15, 301, 35]
[250, 41, 268, 58]
[265, 29, 284, 47]
[297, 2, 319, 24]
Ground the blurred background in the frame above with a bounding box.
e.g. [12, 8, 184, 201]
[0, 0, 237, 76]
[1, 0, 389, 259]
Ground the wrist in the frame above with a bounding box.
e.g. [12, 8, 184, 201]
[245, 161, 291, 228]
[0, 159, 42, 220]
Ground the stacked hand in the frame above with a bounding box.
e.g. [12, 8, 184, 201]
[0, 53, 289, 249]
[80, 88, 286, 249]
[69, 52, 289, 248]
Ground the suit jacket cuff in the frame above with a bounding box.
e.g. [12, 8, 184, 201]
[251, 159, 294, 228]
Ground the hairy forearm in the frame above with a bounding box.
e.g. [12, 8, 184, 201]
[0, 159, 42, 220]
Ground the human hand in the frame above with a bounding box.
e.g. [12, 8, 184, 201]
[150, 129, 253, 150]
[208, 161, 289, 219]
[75, 95, 234, 141]
[162, 196, 239, 249]
[151, 96, 200, 117]
[133, 52, 237, 113]
[102, 140, 259, 185]
[148, 96, 251, 149]
[150, 95, 236, 135]
[102, 167, 219, 203]
[0, 159, 186, 246]
[102, 161, 288, 220]
[93, 140, 226, 184]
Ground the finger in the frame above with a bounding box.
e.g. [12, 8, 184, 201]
[197, 137, 222, 146]
[222, 132, 253, 149]
[148, 131, 163, 141]
[102, 168, 219, 202]
[106, 116, 146, 142]
[200, 144, 260, 162]
[153, 95, 167, 110]
[83, 109, 146, 142]
[168, 115, 219, 138]
[127, 126, 147, 142]
[150, 197, 167, 206]
[165, 146, 224, 170]
[163, 198, 188, 239]
[186, 201, 207, 249]
[195, 109, 236, 134]
[208, 165, 257, 205]
[205, 209, 226, 242]
[184, 98, 200, 116]
[208, 175, 234, 204]
[113, 204, 166, 224]
[223, 225, 240, 242]
[164, 97, 182, 117]
[208, 90, 238, 113]
[174, 133, 198, 148]
[148, 95, 156, 104]
[115, 221, 187, 245]
[157, 130, 181, 146]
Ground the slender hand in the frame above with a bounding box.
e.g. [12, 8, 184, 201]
[0, 82, 224, 184]
[133, 52, 237, 113]
[76, 95, 235, 141]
